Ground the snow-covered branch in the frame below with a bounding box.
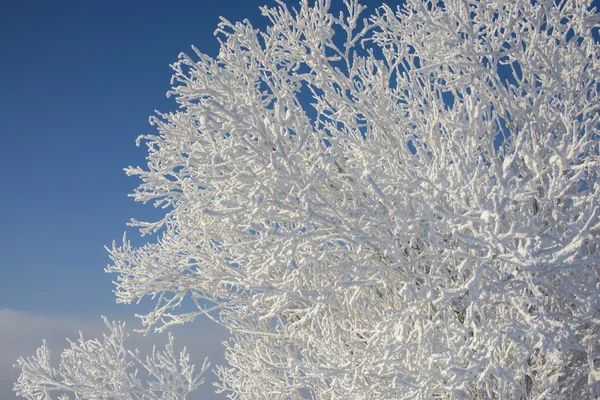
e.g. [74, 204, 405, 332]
[14, 318, 208, 400]
[17, 0, 600, 398]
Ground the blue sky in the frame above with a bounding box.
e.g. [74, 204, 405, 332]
[0, 0, 388, 317]
[0, 1, 271, 398]
[0, 0, 383, 398]
[0, 0, 270, 319]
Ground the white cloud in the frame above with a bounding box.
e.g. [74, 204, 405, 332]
[1, 309, 229, 399]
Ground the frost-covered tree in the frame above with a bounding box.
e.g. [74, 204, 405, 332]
[14, 318, 209, 399]
[16, 0, 600, 398]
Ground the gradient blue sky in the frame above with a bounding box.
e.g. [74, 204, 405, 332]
[0, 1, 272, 398]
[0, 0, 388, 318]
[1, 1, 394, 398]
[0, 0, 271, 319]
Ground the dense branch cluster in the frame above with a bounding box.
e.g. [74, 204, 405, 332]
[16, 0, 600, 398]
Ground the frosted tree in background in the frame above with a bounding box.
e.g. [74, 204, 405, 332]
[16, 0, 600, 398]
[14, 318, 209, 399]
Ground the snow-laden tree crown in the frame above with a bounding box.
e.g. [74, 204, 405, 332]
[16, 0, 600, 398]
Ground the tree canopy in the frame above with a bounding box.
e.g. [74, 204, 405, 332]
[16, 0, 600, 398]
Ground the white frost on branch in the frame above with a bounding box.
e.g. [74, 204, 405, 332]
[14, 317, 209, 400]
[16, 0, 600, 398]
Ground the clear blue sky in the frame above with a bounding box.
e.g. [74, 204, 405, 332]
[0, 0, 387, 317]
[0, 0, 381, 397]
[0, 2, 274, 397]
[0, 0, 272, 318]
